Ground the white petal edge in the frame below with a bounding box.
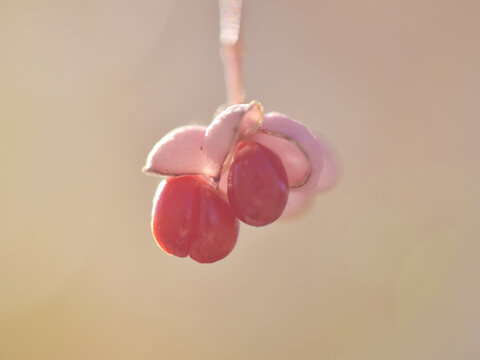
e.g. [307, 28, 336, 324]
[204, 101, 263, 178]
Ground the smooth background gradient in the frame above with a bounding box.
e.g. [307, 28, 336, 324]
[1, 0, 479, 359]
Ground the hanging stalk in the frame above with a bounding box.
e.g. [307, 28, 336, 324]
[219, 0, 245, 105]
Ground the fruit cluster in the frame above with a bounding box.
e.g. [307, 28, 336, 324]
[144, 101, 336, 263]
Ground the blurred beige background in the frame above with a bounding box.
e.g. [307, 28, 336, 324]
[1, 0, 479, 359]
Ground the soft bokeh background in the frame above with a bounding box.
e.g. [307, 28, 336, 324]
[1, 0, 479, 359]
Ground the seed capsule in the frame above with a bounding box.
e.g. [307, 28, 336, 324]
[152, 175, 239, 263]
[227, 141, 289, 226]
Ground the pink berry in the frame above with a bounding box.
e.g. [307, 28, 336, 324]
[152, 175, 239, 263]
[227, 141, 289, 226]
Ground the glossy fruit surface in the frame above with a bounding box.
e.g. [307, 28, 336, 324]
[227, 141, 289, 226]
[152, 175, 239, 263]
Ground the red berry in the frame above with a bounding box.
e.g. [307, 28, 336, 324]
[227, 141, 289, 226]
[152, 175, 239, 263]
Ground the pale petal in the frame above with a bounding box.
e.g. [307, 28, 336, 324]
[143, 125, 218, 177]
[314, 134, 340, 193]
[252, 112, 324, 191]
[245, 131, 309, 188]
[281, 190, 314, 219]
[204, 101, 263, 178]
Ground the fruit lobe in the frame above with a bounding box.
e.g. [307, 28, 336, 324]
[152, 175, 239, 263]
[227, 141, 289, 226]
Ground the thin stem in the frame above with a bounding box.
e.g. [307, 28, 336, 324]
[219, 0, 245, 105]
